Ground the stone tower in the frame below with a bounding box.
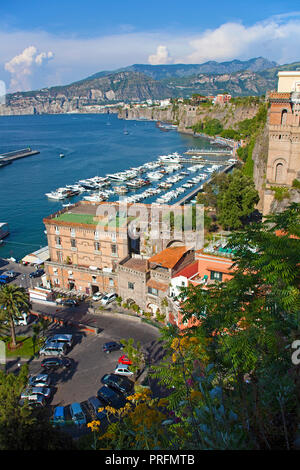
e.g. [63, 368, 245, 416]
[263, 71, 300, 214]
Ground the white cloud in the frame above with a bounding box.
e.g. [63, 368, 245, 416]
[179, 15, 300, 64]
[1, 13, 300, 92]
[148, 45, 172, 65]
[4, 46, 54, 92]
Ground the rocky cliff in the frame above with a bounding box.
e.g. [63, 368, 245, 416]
[119, 101, 260, 133]
[0, 71, 171, 115]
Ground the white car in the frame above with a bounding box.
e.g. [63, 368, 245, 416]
[92, 291, 106, 301]
[101, 292, 117, 306]
[114, 364, 134, 377]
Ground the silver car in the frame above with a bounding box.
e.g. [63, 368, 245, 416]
[39, 342, 67, 356]
[28, 373, 51, 387]
[21, 387, 51, 401]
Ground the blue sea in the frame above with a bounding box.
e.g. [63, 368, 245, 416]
[0, 113, 219, 260]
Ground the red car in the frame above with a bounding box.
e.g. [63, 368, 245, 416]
[118, 355, 132, 365]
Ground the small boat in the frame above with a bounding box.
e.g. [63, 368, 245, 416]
[114, 186, 128, 195]
[0, 223, 9, 240]
[60, 153, 65, 158]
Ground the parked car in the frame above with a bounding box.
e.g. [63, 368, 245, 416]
[70, 402, 86, 426]
[102, 341, 123, 354]
[92, 291, 106, 301]
[52, 406, 66, 427]
[55, 297, 67, 305]
[2, 270, 17, 279]
[62, 299, 79, 307]
[28, 373, 51, 387]
[29, 269, 44, 278]
[39, 342, 67, 357]
[45, 334, 73, 349]
[19, 395, 46, 408]
[21, 386, 51, 400]
[40, 357, 72, 370]
[101, 373, 134, 396]
[88, 396, 108, 421]
[97, 386, 126, 409]
[101, 292, 117, 305]
[0, 274, 10, 284]
[14, 312, 31, 326]
[20, 387, 50, 402]
[114, 364, 134, 377]
[118, 355, 133, 365]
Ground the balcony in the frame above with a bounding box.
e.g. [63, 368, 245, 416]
[46, 260, 117, 277]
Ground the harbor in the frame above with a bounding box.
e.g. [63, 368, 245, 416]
[44, 151, 237, 207]
[0, 113, 236, 259]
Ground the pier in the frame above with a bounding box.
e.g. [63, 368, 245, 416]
[174, 162, 237, 206]
[0, 147, 40, 165]
[184, 149, 233, 157]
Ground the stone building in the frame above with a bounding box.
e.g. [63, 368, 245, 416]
[117, 244, 195, 314]
[263, 71, 300, 214]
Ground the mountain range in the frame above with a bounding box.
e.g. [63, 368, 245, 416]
[2, 57, 300, 115]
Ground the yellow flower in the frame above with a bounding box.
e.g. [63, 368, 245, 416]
[87, 420, 101, 432]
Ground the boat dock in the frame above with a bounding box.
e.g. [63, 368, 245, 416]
[184, 149, 233, 157]
[0, 147, 40, 165]
[174, 162, 237, 206]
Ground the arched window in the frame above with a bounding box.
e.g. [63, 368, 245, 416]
[275, 162, 284, 183]
[281, 109, 288, 125]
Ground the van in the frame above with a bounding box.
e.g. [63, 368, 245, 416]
[39, 342, 67, 357]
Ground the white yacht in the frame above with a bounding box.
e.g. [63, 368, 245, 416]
[147, 171, 163, 181]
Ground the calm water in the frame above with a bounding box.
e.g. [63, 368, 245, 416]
[0, 113, 217, 260]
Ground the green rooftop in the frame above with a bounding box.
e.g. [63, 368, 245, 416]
[55, 212, 96, 225]
[55, 212, 133, 227]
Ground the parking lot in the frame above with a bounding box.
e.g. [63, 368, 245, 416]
[0, 258, 43, 289]
[5, 311, 163, 435]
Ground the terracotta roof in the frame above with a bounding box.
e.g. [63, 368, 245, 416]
[147, 279, 169, 292]
[148, 245, 191, 269]
[121, 257, 148, 272]
[173, 261, 199, 279]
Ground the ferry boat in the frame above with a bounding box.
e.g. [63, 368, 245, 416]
[0, 222, 9, 240]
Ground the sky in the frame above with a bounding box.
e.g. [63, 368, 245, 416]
[0, 1, 300, 93]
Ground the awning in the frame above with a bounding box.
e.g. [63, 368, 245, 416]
[22, 246, 49, 265]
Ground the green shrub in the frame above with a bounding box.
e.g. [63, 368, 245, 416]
[270, 186, 290, 201]
[292, 179, 300, 190]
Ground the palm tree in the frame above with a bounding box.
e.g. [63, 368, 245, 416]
[0, 285, 30, 349]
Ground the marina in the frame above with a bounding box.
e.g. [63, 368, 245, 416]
[0, 113, 236, 259]
[44, 151, 236, 206]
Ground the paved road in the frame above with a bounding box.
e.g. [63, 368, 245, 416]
[0, 258, 42, 289]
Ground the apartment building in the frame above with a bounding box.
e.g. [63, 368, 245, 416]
[43, 200, 188, 297]
[44, 201, 132, 296]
